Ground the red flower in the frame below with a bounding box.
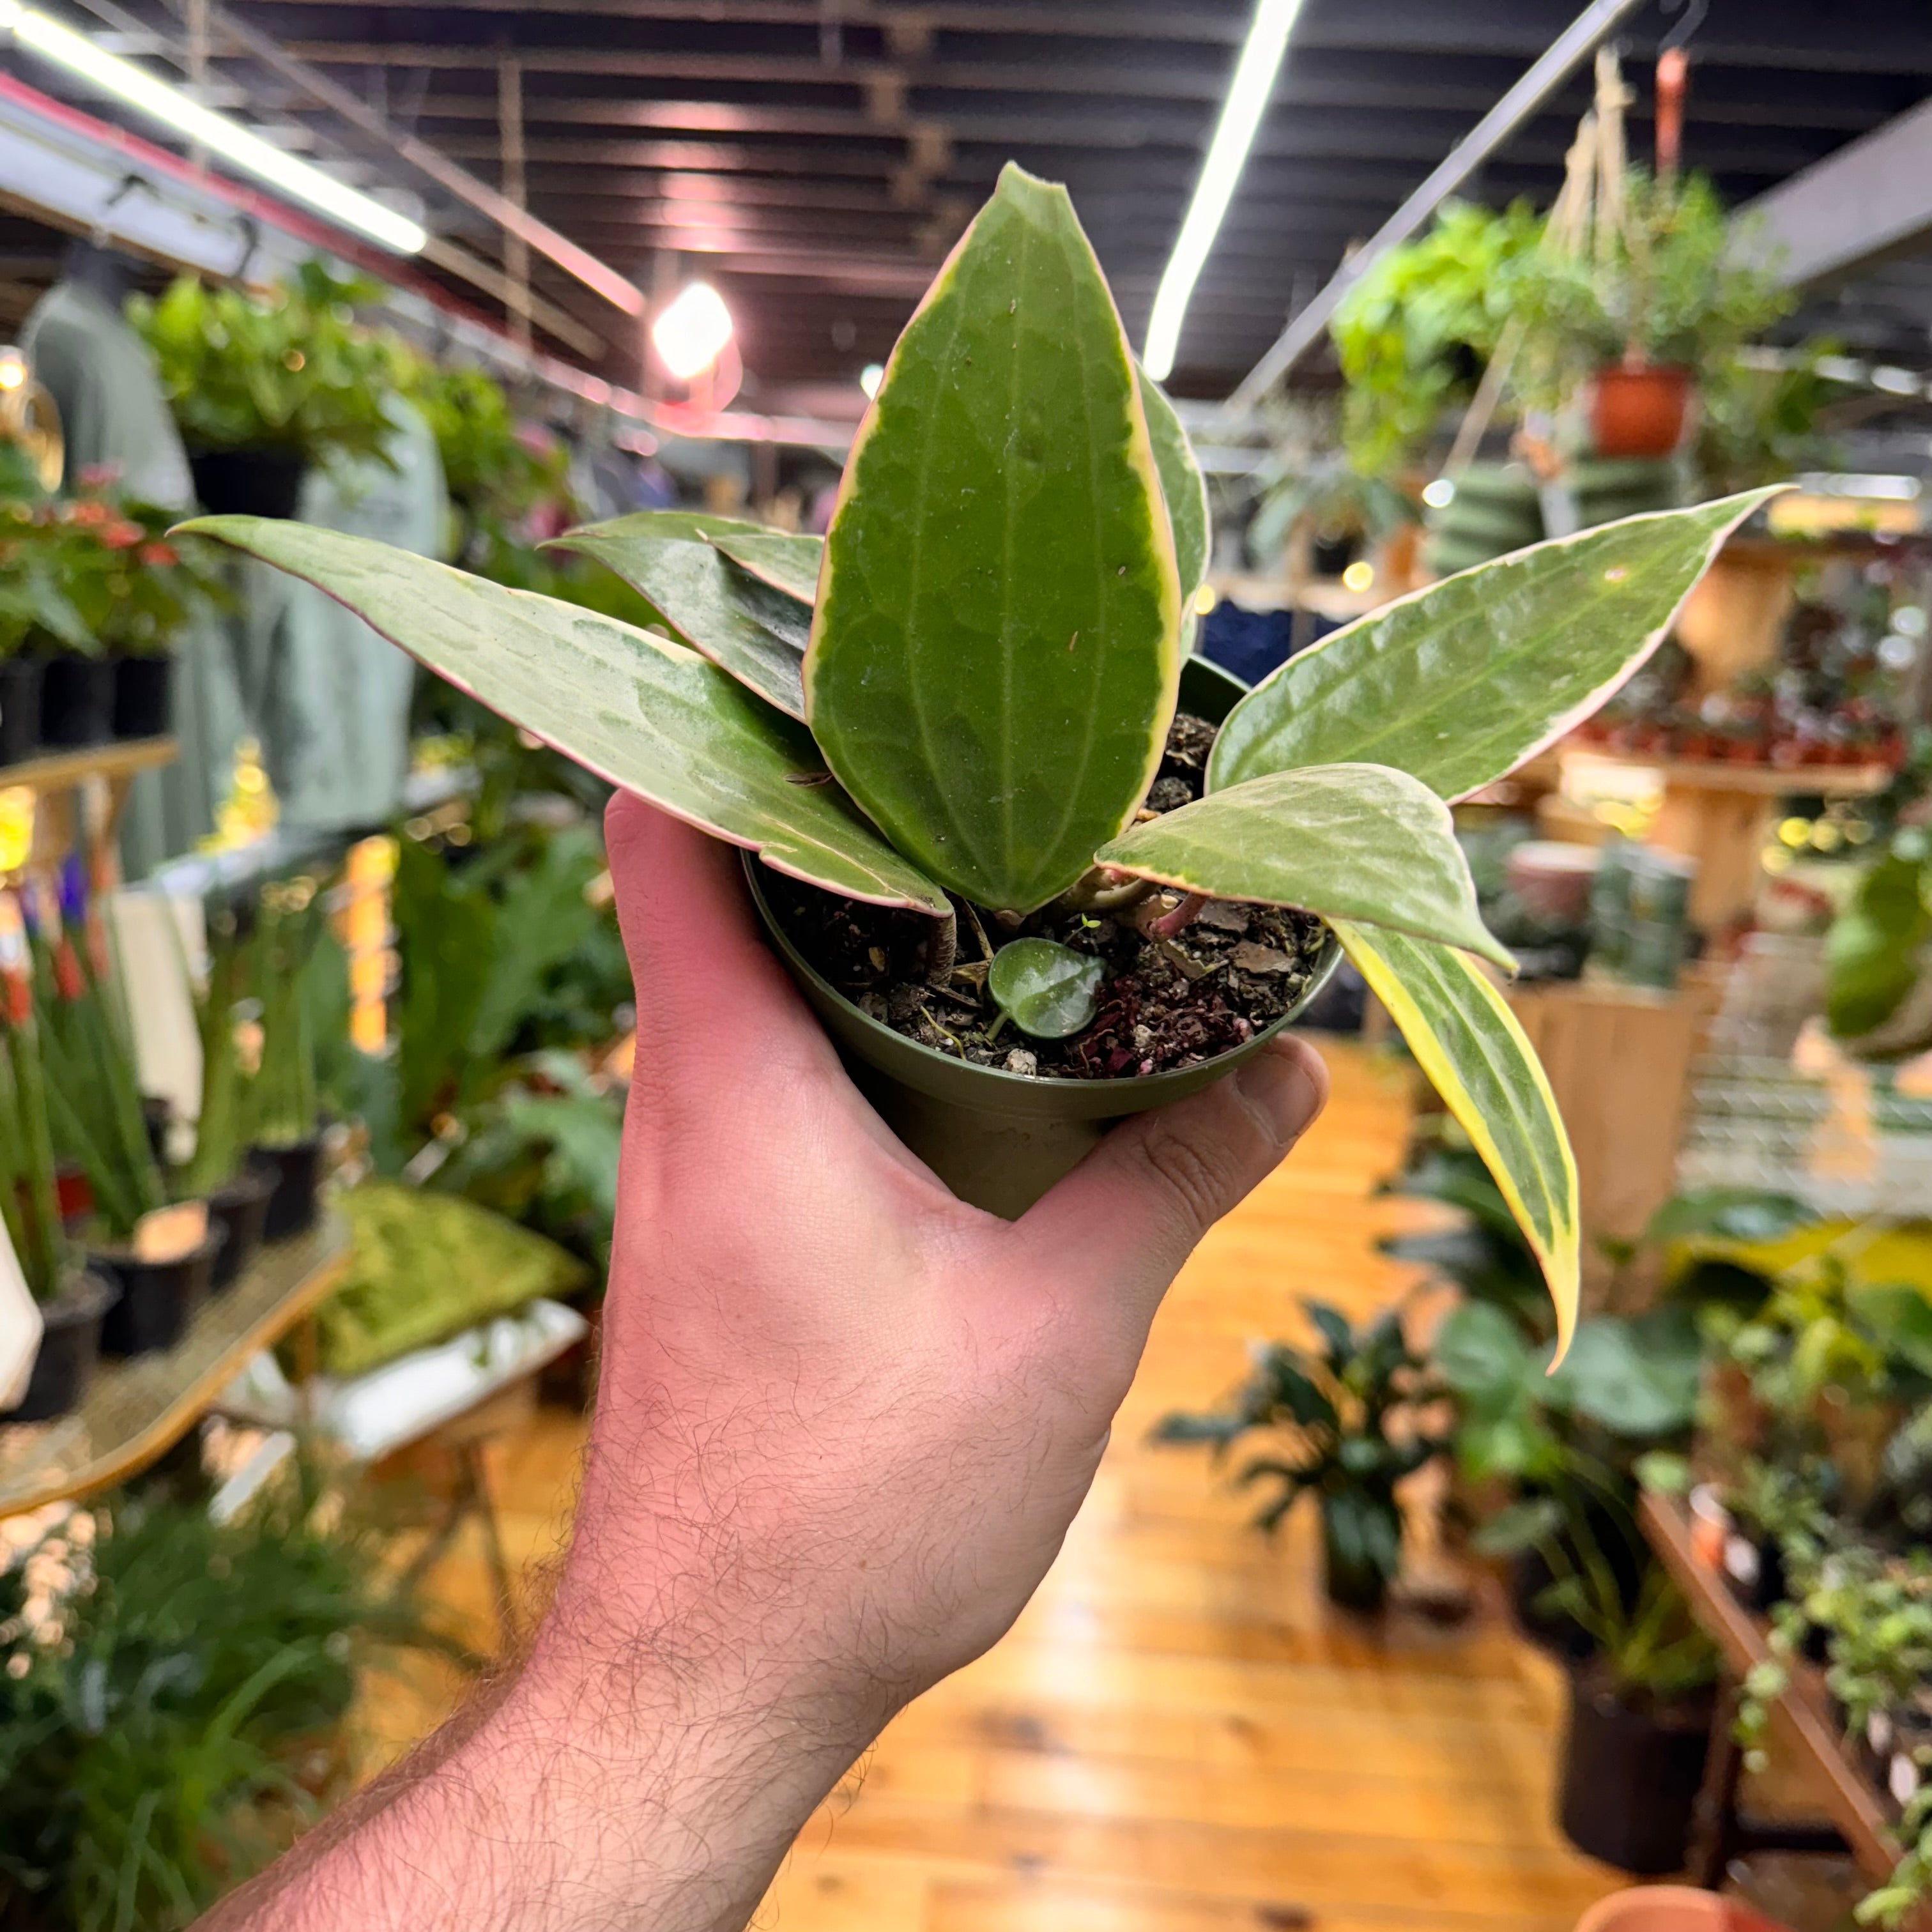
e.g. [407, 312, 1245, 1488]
[77, 463, 123, 489]
[138, 542, 180, 568]
[101, 521, 144, 550]
[66, 499, 110, 527]
[52, 939, 82, 1002]
[1, 972, 27, 1028]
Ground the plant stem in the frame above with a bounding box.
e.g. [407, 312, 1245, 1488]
[924, 907, 958, 986]
[1142, 892, 1208, 941]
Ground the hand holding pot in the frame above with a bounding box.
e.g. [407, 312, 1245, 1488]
[203, 793, 1325, 1932]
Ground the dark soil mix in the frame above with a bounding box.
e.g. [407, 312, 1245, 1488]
[765, 712, 1330, 1081]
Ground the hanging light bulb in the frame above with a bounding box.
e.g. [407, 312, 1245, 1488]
[652, 282, 734, 381]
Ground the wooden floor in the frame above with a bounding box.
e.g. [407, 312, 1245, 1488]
[357, 1039, 1629, 1932]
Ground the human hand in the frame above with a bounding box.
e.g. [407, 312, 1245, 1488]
[203, 795, 1325, 1932]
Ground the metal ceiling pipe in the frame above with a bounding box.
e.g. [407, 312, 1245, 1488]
[204, 0, 648, 318]
[1218, 0, 1650, 418]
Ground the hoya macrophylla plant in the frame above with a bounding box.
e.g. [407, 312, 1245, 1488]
[178, 160, 1782, 1358]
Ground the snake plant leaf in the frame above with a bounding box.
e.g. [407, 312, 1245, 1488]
[1209, 487, 1783, 801]
[178, 516, 949, 915]
[1096, 763, 1514, 970]
[708, 530, 824, 606]
[987, 938, 1105, 1039]
[1331, 919, 1579, 1362]
[545, 515, 808, 719]
[806, 162, 1182, 914]
[1137, 364, 1209, 598]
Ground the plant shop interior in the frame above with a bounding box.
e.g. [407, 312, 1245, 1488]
[6, 0, 1932, 1928]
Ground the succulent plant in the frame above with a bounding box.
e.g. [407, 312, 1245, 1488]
[181, 164, 1777, 1356]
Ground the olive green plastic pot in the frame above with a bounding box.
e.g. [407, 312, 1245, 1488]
[746, 657, 1342, 1218]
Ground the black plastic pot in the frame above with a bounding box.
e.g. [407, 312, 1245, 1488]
[188, 447, 306, 521]
[207, 1167, 274, 1291]
[91, 1234, 220, 1358]
[0, 654, 43, 766]
[1, 1270, 118, 1423]
[1321, 1493, 1396, 1615]
[1558, 1669, 1713, 1874]
[250, 1137, 325, 1240]
[38, 654, 114, 749]
[111, 654, 174, 740]
[746, 659, 1342, 1218]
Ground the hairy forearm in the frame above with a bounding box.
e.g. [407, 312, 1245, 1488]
[201, 1430, 887, 1932]
[201, 1618, 872, 1932]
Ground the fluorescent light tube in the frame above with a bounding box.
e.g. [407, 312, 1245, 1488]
[1142, 0, 1303, 383]
[0, 1, 428, 256]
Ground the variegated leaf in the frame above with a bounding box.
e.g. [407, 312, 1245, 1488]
[1332, 919, 1579, 1361]
[178, 515, 947, 914]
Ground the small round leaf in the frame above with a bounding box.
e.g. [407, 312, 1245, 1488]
[988, 939, 1105, 1040]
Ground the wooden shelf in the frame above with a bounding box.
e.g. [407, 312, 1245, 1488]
[1640, 1489, 1903, 1885]
[1563, 747, 1894, 798]
[0, 736, 177, 795]
[0, 1216, 351, 1518]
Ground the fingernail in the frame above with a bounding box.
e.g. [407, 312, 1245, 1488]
[1236, 1044, 1319, 1146]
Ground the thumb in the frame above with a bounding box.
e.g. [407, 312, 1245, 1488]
[1018, 1034, 1328, 1321]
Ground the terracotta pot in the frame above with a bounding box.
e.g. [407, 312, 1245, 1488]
[1588, 362, 1696, 459]
[1675, 543, 1795, 698]
[1574, 1887, 1793, 1932]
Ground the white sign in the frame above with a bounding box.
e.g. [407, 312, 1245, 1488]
[0, 1215, 43, 1413]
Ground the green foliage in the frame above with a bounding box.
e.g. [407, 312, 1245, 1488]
[128, 262, 399, 468]
[31, 898, 166, 1244]
[434, 1052, 624, 1271]
[806, 164, 1181, 913]
[986, 939, 1104, 1040]
[1330, 198, 1541, 473]
[1100, 763, 1513, 967]
[178, 909, 249, 1198]
[1827, 832, 1932, 1048]
[1245, 451, 1416, 571]
[0, 961, 68, 1302]
[0, 482, 227, 661]
[403, 360, 568, 532]
[1154, 1301, 1446, 1609]
[0, 1459, 461, 1932]
[1209, 489, 1781, 802]
[247, 882, 325, 1152]
[1507, 171, 1793, 379]
[1695, 342, 1849, 496]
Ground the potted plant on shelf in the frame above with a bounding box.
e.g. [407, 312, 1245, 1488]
[182, 165, 1776, 1340]
[0, 898, 116, 1419]
[1545, 1544, 1721, 1873]
[128, 261, 399, 519]
[28, 870, 219, 1355]
[1153, 1300, 1448, 1614]
[247, 878, 328, 1240]
[179, 903, 274, 1290]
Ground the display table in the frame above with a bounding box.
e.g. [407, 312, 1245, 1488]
[1639, 1490, 1908, 1899]
[0, 1216, 350, 1519]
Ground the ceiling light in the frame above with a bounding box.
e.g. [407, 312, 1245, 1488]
[0, 2, 427, 256]
[652, 282, 733, 381]
[859, 362, 885, 399]
[0, 347, 24, 392]
[1142, 0, 1304, 383]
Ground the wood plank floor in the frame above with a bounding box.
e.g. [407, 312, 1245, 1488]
[357, 1039, 1629, 1931]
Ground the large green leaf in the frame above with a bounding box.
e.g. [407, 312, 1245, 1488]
[1209, 488, 1783, 801]
[1096, 763, 1514, 970]
[1826, 845, 1929, 1040]
[546, 514, 809, 719]
[709, 530, 823, 605]
[1137, 364, 1209, 597]
[178, 516, 948, 914]
[1331, 921, 1579, 1361]
[806, 162, 1182, 914]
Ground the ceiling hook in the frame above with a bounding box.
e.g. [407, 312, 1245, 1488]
[1659, 0, 1709, 56]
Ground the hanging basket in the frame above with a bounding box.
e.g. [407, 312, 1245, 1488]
[1587, 362, 1696, 459]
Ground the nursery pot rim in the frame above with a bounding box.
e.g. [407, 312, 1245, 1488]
[38, 1264, 119, 1326]
[209, 1164, 276, 1208]
[744, 855, 1344, 1120]
[83, 1226, 224, 1270]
